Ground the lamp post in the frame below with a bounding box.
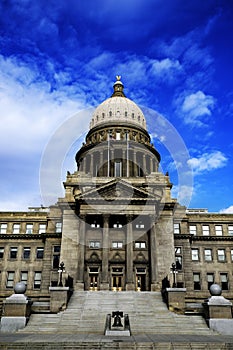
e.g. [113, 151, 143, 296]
[58, 262, 65, 287]
[171, 262, 178, 288]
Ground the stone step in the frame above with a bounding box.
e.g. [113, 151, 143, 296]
[20, 291, 214, 335]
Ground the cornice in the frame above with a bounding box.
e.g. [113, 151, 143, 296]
[174, 233, 233, 241]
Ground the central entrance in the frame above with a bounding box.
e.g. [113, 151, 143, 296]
[111, 267, 124, 291]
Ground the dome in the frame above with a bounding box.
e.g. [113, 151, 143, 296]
[89, 77, 147, 131]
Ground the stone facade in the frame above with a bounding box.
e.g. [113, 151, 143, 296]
[0, 78, 233, 314]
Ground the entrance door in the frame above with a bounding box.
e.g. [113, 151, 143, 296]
[136, 274, 146, 291]
[112, 275, 122, 291]
[89, 274, 98, 291]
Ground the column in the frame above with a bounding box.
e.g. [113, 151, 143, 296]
[100, 151, 103, 176]
[101, 215, 110, 290]
[76, 216, 85, 290]
[150, 215, 158, 291]
[90, 153, 94, 176]
[126, 215, 135, 291]
[133, 151, 137, 177]
[143, 154, 146, 175]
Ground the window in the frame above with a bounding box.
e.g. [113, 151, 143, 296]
[135, 222, 145, 229]
[189, 225, 197, 235]
[215, 225, 223, 236]
[228, 226, 233, 236]
[26, 224, 33, 234]
[231, 249, 233, 261]
[220, 273, 228, 290]
[207, 273, 214, 290]
[204, 249, 212, 261]
[193, 273, 201, 290]
[0, 247, 4, 259]
[52, 246, 60, 269]
[21, 271, 28, 286]
[217, 249, 225, 262]
[116, 132, 121, 140]
[13, 224, 20, 234]
[202, 225, 210, 236]
[175, 247, 182, 270]
[113, 223, 123, 228]
[55, 222, 62, 233]
[112, 241, 123, 249]
[89, 241, 101, 249]
[34, 272, 42, 289]
[173, 223, 180, 234]
[39, 224, 46, 234]
[191, 249, 199, 261]
[23, 247, 31, 260]
[90, 222, 100, 228]
[6, 271, 15, 288]
[0, 223, 7, 234]
[114, 161, 122, 177]
[10, 247, 17, 259]
[135, 242, 146, 249]
[36, 248, 44, 259]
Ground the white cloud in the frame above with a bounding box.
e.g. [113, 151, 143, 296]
[187, 151, 227, 175]
[180, 91, 215, 126]
[172, 185, 194, 206]
[219, 206, 233, 214]
[0, 55, 88, 156]
[151, 58, 182, 82]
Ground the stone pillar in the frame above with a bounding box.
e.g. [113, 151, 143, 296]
[101, 215, 110, 290]
[133, 151, 137, 177]
[100, 151, 103, 176]
[203, 284, 233, 335]
[90, 153, 94, 176]
[150, 215, 157, 291]
[76, 216, 85, 290]
[166, 288, 187, 314]
[126, 215, 134, 291]
[49, 287, 69, 313]
[0, 282, 32, 333]
[143, 154, 146, 174]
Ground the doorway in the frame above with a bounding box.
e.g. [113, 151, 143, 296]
[112, 275, 122, 291]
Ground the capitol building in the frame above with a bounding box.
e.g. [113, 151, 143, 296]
[0, 77, 233, 317]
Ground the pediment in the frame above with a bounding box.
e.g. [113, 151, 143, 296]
[76, 179, 157, 202]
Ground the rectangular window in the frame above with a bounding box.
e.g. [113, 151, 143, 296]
[217, 249, 225, 262]
[112, 241, 123, 249]
[113, 223, 123, 228]
[135, 223, 145, 229]
[0, 247, 4, 258]
[191, 248, 199, 261]
[36, 247, 44, 259]
[114, 161, 122, 177]
[220, 273, 228, 290]
[89, 241, 101, 249]
[202, 225, 210, 236]
[39, 224, 46, 234]
[116, 132, 121, 140]
[6, 271, 15, 288]
[26, 224, 33, 234]
[34, 272, 42, 289]
[23, 247, 31, 260]
[189, 225, 197, 235]
[52, 245, 60, 269]
[215, 225, 223, 236]
[55, 222, 62, 233]
[173, 223, 180, 234]
[175, 247, 182, 270]
[135, 242, 146, 249]
[21, 271, 28, 286]
[193, 273, 201, 290]
[13, 224, 20, 234]
[231, 249, 233, 261]
[90, 223, 100, 228]
[0, 223, 7, 234]
[204, 249, 212, 261]
[228, 226, 233, 236]
[10, 247, 17, 259]
[207, 273, 214, 290]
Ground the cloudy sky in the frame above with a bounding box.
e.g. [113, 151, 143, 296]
[0, 0, 233, 212]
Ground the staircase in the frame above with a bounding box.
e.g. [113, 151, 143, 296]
[20, 291, 214, 335]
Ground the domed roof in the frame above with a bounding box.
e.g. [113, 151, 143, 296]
[89, 77, 147, 131]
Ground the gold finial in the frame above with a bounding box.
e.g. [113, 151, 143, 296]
[116, 75, 121, 81]
[111, 75, 126, 97]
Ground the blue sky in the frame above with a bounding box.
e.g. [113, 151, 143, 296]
[0, 0, 233, 212]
